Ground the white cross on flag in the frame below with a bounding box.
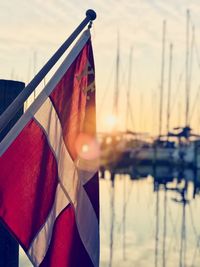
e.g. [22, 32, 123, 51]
[0, 30, 99, 267]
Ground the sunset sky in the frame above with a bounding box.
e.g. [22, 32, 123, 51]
[1, 0, 200, 137]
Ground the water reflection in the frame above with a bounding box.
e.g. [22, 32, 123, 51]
[100, 166, 200, 267]
[19, 165, 200, 267]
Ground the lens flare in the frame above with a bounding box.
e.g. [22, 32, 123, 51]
[75, 133, 100, 160]
[82, 144, 89, 153]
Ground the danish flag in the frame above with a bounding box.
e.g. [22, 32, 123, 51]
[0, 30, 99, 267]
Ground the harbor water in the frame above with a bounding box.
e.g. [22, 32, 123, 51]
[19, 168, 200, 267]
[100, 169, 200, 267]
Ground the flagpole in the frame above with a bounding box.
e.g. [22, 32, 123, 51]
[0, 9, 96, 133]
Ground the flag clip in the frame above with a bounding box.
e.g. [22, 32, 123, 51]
[88, 21, 93, 29]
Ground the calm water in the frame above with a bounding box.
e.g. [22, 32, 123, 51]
[19, 169, 200, 267]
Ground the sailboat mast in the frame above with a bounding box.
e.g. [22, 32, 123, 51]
[167, 43, 173, 134]
[159, 20, 166, 137]
[113, 32, 120, 119]
[185, 9, 190, 126]
[126, 47, 133, 130]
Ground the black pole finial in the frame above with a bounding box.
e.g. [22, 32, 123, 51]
[86, 9, 97, 21]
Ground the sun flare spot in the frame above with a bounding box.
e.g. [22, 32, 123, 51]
[105, 114, 118, 130]
[82, 144, 89, 153]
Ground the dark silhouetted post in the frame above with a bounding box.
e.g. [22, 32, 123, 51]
[0, 79, 25, 267]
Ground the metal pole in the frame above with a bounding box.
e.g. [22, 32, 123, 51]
[0, 9, 96, 133]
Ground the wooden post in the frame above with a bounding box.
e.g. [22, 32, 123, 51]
[0, 79, 25, 267]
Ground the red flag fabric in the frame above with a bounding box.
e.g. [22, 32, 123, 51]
[0, 30, 99, 267]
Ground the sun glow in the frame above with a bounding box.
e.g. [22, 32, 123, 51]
[105, 114, 118, 131]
